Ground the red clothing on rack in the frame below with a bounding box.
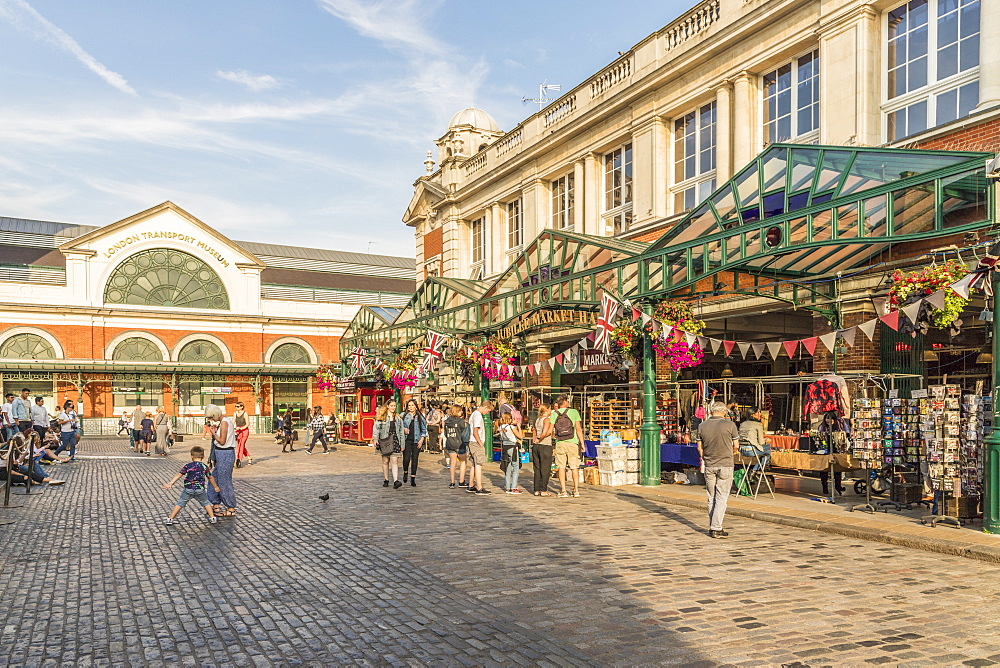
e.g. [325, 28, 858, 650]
[803, 379, 843, 417]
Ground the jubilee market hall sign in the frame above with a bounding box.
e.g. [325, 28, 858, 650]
[102, 231, 231, 268]
[496, 309, 596, 340]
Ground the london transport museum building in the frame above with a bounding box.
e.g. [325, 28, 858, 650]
[0, 202, 414, 433]
[339, 0, 1000, 531]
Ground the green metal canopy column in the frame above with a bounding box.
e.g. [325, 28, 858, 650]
[640, 303, 660, 486]
[479, 370, 493, 453]
[985, 263, 1000, 533]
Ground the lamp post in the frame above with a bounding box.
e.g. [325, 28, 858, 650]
[640, 302, 661, 486]
[984, 268, 1000, 533]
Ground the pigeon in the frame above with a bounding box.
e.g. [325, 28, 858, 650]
[319, 493, 330, 502]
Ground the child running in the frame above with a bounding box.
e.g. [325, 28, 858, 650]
[162, 446, 220, 525]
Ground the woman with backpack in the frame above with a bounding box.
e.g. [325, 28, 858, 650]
[531, 402, 554, 496]
[372, 400, 405, 488]
[498, 412, 525, 494]
[443, 405, 469, 488]
[401, 399, 426, 487]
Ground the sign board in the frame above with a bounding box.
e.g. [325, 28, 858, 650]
[888, 389, 899, 399]
[911, 389, 928, 399]
[561, 349, 579, 374]
[112, 386, 145, 394]
[580, 349, 614, 372]
[335, 378, 357, 393]
[200, 387, 232, 395]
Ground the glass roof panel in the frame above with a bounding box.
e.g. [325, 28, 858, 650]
[760, 146, 787, 192]
[814, 151, 851, 194]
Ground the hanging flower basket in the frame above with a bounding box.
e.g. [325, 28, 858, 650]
[651, 300, 706, 336]
[652, 333, 704, 371]
[315, 364, 337, 391]
[453, 347, 480, 386]
[888, 260, 969, 329]
[382, 352, 418, 390]
[482, 337, 518, 382]
[610, 321, 641, 362]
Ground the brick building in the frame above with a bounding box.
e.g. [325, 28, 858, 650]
[0, 201, 413, 432]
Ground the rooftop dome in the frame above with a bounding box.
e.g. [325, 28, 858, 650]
[448, 108, 500, 132]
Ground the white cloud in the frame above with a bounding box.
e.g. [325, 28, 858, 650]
[316, 0, 445, 56]
[215, 69, 282, 92]
[0, 0, 136, 95]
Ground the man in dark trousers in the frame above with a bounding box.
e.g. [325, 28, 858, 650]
[696, 402, 740, 538]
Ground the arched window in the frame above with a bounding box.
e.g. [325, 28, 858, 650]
[112, 337, 164, 362]
[270, 342, 311, 364]
[177, 340, 224, 363]
[104, 248, 230, 310]
[0, 333, 56, 359]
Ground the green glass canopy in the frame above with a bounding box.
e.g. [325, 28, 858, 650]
[340, 144, 995, 358]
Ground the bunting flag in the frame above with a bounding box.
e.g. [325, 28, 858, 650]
[710, 338, 724, 355]
[737, 342, 752, 359]
[900, 300, 923, 324]
[555, 353, 564, 364]
[766, 342, 782, 360]
[631, 305, 642, 322]
[594, 292, 621, 353]
[801, 336, 818, 355]
[880, 310, 901, 331]
[819, 331, 838, 353]
[839, 327, 857, 347]
[534, 362, 542, 375]
[751, 342, 766, 359]
[416, 331, 447, 374]
[684, 332, 697, 347]
[950, 273, 975, 299]
[723, 340, 736, 356]
[967, 239, 1000, 295]
[783, 339, 799, 358]
[548, 358, 557, 370]
[697, 336, 710, 351]
[926, 289, 947, 311]
[858, 319, 877, 341]
[349, 347, 368, 374]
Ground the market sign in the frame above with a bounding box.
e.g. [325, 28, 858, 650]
[112, 386, 145, 394]
[201, 387, 232, 394]
[580, 349, 614, 372]
[335, 378, 357, 393]
[496, 309, 596, 340]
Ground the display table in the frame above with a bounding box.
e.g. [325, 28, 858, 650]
[769, 450, 858, 472]
[768, 434, 804, 450]
[660, 442, 701, 466]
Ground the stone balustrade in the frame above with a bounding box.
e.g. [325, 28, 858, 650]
[663, 0, 720, 51]
[543, 95, 577, 127]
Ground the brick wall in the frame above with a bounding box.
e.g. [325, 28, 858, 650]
[812, 311, 880, 373]
[423, 226, 443, 260]
[915, 117, 1000, 152]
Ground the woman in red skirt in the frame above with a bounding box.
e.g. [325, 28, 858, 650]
[233, 402, 253, 466]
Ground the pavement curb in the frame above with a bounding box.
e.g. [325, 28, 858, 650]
[591, 485, 1000, 564]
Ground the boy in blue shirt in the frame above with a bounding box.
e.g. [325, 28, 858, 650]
[162, 446, 220, 525]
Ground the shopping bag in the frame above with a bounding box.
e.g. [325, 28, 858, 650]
[733, 468, 752, 496]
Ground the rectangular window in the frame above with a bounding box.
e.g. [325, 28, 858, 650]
[763, 50, 820, 144]
[470, 217, 485, 264]
[506, 198, 522, 250]
[673, 102, 717, 213]
[551, 173, 575, 230]
[884, 0, 980, 141]
[603, 143, 633, 235]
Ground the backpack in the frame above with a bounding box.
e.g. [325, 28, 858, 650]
[553, 409, 575, 439]
[444, 419, 463, 450]
[509, 406, 523, 426]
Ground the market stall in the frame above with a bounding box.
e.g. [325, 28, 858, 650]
[332, 378, 391, 443]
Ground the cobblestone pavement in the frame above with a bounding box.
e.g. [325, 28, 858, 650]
[2, 436, 1000, 666]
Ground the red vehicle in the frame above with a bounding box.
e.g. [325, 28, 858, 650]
[335, 379, 392, 443]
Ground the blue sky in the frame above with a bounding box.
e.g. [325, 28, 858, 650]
[0, 0, 691, 257]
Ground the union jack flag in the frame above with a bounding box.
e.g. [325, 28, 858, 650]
[594, 292, 620, 353]
[349, 347, 367, 375]
[417, 331, 447, 375]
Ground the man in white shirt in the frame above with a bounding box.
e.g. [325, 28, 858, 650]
[1, 393, 15, 441]
[466, 401, 493, 495]
[12, 388, 32, 434]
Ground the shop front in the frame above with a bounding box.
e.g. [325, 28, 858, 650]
[339, 144, 1000, 532]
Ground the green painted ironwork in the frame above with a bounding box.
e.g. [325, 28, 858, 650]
[0, 333, 56, 359]
[270, 343, 310, 365]
[104, 248, 230, 310]
[177, 340, 225, 363]
[112, 337, 164, 362]
[640, 302, 660, 486]
[339, 144, 995, 359]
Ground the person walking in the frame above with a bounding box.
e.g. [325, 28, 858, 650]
[306, 406, 330, 454]
[401, 399, 426, 486]
[372, 400, 404, 488]
[425, 401, 444, 454]
[549, 395, 584, 498]
[162, 445, 220, 525]
[131, 404, 145, 453]
[498, 412, 524, 494]
[233, 402, 252, 465]
[12, 388, 32, 436]
[205, 404, 238, 516]
[466, 400, 492, 495]
[153, 406, 171, 456]
[442, 405, 469, 488]
[54, 400, 79, 461]
[117, 410, 130, 436]
[30, 396, 50, 442]
[531, 402, 554, 496]
[279, 409, 296, 452]
[139, 412, 155, 456]
[697, 402, 740, 539]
